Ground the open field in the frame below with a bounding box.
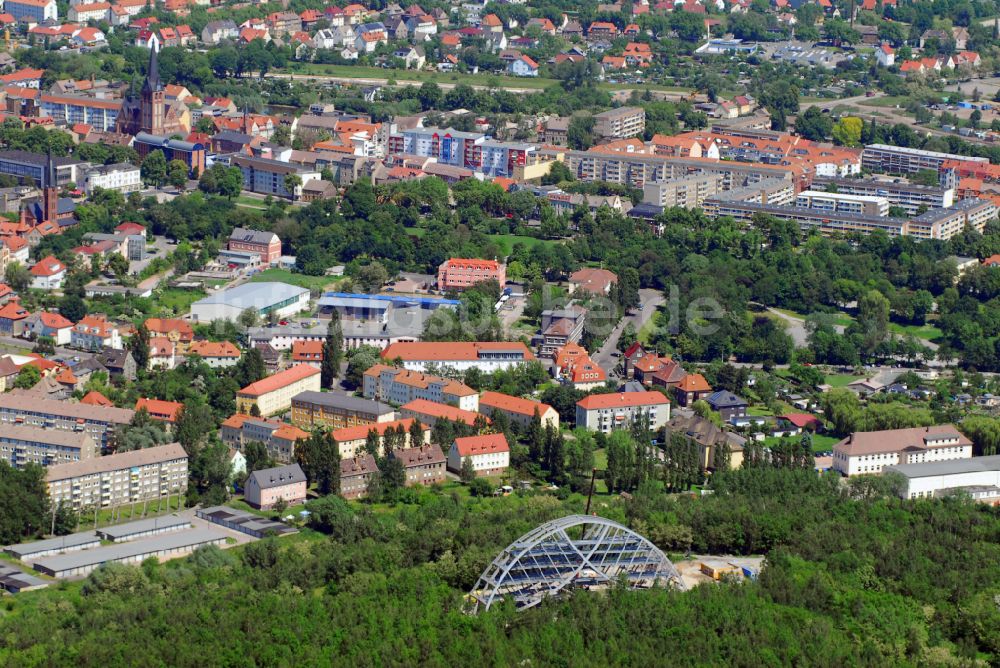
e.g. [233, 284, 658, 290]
[155, 288, 207, 315]
[824, 373, 861, 388]
[487, 233, 555, 255]
[249, 268, 341, 292]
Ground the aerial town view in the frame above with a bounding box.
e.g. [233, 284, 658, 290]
[0, 0, 999, 663]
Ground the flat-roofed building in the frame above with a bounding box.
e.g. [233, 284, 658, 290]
[380, 341, 535, 373]
[96, 516, 191, 542]
[884, 454, 1000, 503]
[363, 364, 479, 410]
[0, 424, 96, 469]
[642, 174, 724, 208]
[290, 390, 394, 429]
[5, 533, 101, 561]
[795, 190, 890, 217]
[832, 425, 973, 477]
[478, 390, 559, 430]
[0, 150, 82, 187]
[0, 393, 133, 449]
[236, 364, 321, 416]
[575, 391, 670, 433]
[811, 176, 954, 215]
[862, 144, 989, 174]
[45, 442, 189, 511]
[594, 107, 645, 139]
[190, 282, 310, 323]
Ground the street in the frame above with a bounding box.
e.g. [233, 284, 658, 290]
[594, 288, 665, 376]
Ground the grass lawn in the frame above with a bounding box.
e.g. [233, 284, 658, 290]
[405, 227, 427, 238]
[155, 287, 207, 315]
[75, 496, 186, 531]
[637, 312, 659, 345]
[747, 406, 776, 417]
[860, 96, 910, 108]
[772, 307, 854, 328]
[487, 233, 556, 255]
[824, 373, 861, 388]
[285, 63, 558, 89]
[763, 433, 839, 453]
[888, 322, 943, 342]
[249, 268, 341, 292]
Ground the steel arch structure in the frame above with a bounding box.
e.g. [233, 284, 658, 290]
[467, 515, 684, 613]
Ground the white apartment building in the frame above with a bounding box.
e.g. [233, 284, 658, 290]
[447, 433, 510, 477]
[362, 364, 479, 411]
[832, 425, 973, 477]
[795, 190, 891, 217]
[82, 163, 142, 195]
[885, 454, 1000, 502]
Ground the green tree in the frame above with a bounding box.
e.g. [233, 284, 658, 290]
[141, 150, 167, 186]
[130, 322, 150, 372]
[459, 456, 476, 483]
[831, 117, 863, 147]
[167, 159, 188, 188]
[14, 365, 40, 389]
[5, 262, 29, 293]
[58, 293, 87, 322]
[321, 310, 343, 388]
[567, 114, 595, 150]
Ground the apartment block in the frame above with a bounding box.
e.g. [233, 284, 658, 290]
[642, 174, 723, 208]
[46, 443, 189, 511]
[386, 127, 485, 169]
[289, 390, 395, 430]
[478, 391, 559, 430]
[0, 424, 96, 469]
[593, 107, 645, 139]
[331, 417, 429, 459]
[861, 144, 989, 174]
[811, 176, 954, 215]
[363, 364, 479, 411]
[380, 341, 535, 373]
[833, 425, 973, 477]
[235, 364, 321, 416]
[575, 391, 671, 433]
[437, 258, 506, 291]
[391, 444, 447, 486]
[0, 393, 133, 449]
[795, 190, 890, 217]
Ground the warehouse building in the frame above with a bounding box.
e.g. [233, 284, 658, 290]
[32, 529, 226, 578]
[196, 506, 299, 538]
[189, 282, 310, 323]
[884, 454, 1000, 502]
[0, 564, 48, 593]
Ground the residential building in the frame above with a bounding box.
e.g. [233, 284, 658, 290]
[0, 150, 82, 188]
[236, 364, 322, 416]
[705, 390, 748, 422]
[97, 349, 136, 381]
[400, 398, 486, 428]
[228, 227, 282, 265]
[144, 318, 194, 351]
[553, 343, 607, 390]
[45, 443, 188, 511]
[0, 424, 95, 469]
[642, 175, 724, 208]
[447, 433, 509, 476]
[189, 282, 310, 323]
[340, 454, 378, 499]
[673, 373, 712, 407]
[40, 94, 121, 133]
[387, 127, 486, 170]
[220, 414, 308, 463]
[230, 155, 320, 199]
[392, 444, 447, 486]
[81, 163, 141, 195]
[363, 364, 478, 410]
[478, 391, 558, 430]
[289, 390, 394, 429]
[539, 305, 587, 357]
[811, 176, 954, 216]
[31, 311, 73, 345]
[833, 425, 973, 477]
[437, 258, 506, 291]
[331, 417, 428, 459]
[885, 454, 1000, 502]
[567, 268, 618, 296]
[861, 144, 989, 175]
[6, 0, 57, 23]
[244, 464, 307, 510]
[380, 341, 535, 373]
[291, 340, 324, 369]
[71, 315, 122, 351]
[29, 256, 66, 290]
[0, 301, 30, 336]
[593, 107, 645, 140]
[795, 190, 890, 217]
[508, 54, 539, 76]
[135, 398, 182, 424]
[186, 340, 241, 368]
[575, 391, 670, 433]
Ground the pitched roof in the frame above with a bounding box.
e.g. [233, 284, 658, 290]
[706, 390, 747, 408]
[144, 317, 193, 340]
[80, 390, 112, 406]
[392, 443, 445, 466]
[38, 311, 73, 329]
[248, 463, 306, 489]
[676, 373, 711, 393]
[340, 454, 378, 476]
[135, 397, 183, 422]
[479, 390, 554, 418]
[834, 425, 971, 456]
[780, 413, 821, 428]
[401, 398, 486, 425]
[238, 364, 319, 397]
[188, 340, 241, 358]
[453, 432, 508, 456]
[331, 417, 419, 443]
[30, 256, 65, 277]
[46, 443, 186, 482]
[381, 341, 534, 362]
[576, 391, 669, 410]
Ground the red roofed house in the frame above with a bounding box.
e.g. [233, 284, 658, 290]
[568, 267, 618, 295]
[381, 341, 534, 373]
[291, 339, 324, 368]
[236, 364, 321, 416]
[0, 300, 31, 336]
[673, 373, 712, 406]
[983, 254, 1000, 267]
[31, 311, 73, 345]
[508, 54, 539, 77]
[576, 391, 670, 433]
[588, 21, 618, 37]
[187, 340, 242, 368]
[148, 337, 176, 370]
[135, 397, 183, 423]
[81, 390, 113, 406]
[144, 317, 194, 352]
[779, 413, 822, 432]
[553, 342, 607, 390]
[400, 398, 488, 429]
[437, 257, 506, 292]
[447, 432, 509, 476]
[332, 417, 428, 459]
[479, 390, 559, 429]
[876, 43, 894, 68]
[29, 255, 66, 290]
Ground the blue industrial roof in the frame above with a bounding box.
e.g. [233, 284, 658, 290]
[319, 292, 459, 307]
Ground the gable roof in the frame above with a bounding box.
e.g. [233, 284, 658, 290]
[453, 432, 508, 456]
[238, 364, 319, 397]
[248, 463, 306, 489]
[577, 391, 669, 410]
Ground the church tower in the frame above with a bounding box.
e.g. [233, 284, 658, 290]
[43, 149, 58, 223]
[140, 47, 164, 135]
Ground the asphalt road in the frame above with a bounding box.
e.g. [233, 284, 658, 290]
[593, 288, 665, 376]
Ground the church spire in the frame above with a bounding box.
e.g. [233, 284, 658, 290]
[142, 46, 160, 95]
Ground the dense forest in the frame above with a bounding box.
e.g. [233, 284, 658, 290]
[0, 469, 998, 665]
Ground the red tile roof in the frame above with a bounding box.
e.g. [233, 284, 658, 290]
[381, 341, 534, 362]
[238, 364, 319, 397]
[401, 398, 487, 425]
[454, 432, 508, 456]
[479, 391, 554, 418]
[188, 340, 241, 358]
[81, 390, 113, 406]
[30, 256, 65, 277]
[332, 417, 419, 443]
[576, 391, 669, 410]
[38, 312, 73, 329]
[135, 397, 183, 422]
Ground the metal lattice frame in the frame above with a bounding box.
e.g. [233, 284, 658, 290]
[468, 515, 684, 613]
